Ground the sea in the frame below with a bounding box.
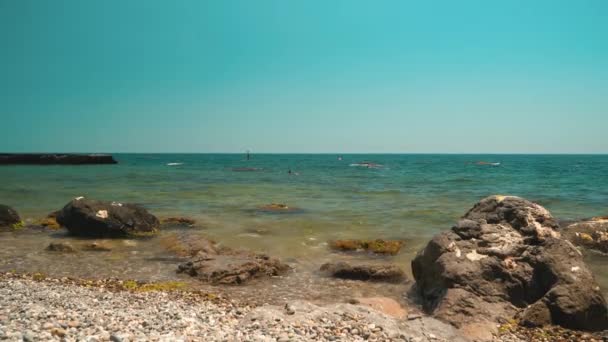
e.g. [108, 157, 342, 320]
[1, 154, 607, 302]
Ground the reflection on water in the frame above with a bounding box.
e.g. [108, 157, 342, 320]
[0, 154, 607, 301]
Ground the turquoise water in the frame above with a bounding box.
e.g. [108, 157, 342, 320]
[3, 154, 607, 222]
[0, 154, 607, 300]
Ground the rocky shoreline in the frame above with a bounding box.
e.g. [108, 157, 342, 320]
[1, 195, 608, 341]
[1, 272, 606, 342]
[0, 272, 468, 342]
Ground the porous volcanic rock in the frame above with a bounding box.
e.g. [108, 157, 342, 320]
[411, 195, 608, 334]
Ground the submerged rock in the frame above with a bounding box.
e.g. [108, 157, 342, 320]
[56, 198, 159, 238]
[329, 239, 403, 255]
[178, 252, 289, 285]
[169, 232, 290, 285]
[320, 262, 406, 283]
[34, 211, 61, 230]
[46, 242, 77, 253]
[562, 217, 608, 254]
[81, 242, 112, 252]
[161, 217, 196, 227]
[256, 203, 302, 214]
[411, 195, 608, 334]
[159, 233, 220, 257]
[0, 205, 21, 227]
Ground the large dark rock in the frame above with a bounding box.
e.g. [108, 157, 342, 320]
[562, 217, 608, 254]
[0, 153, 117, 165]
[412, 195, 608, 334]
[56, 197, 159, 238]
[320, 262, 406, 283]
[0, 205, 20, 227]
[169, 233, 290, 285]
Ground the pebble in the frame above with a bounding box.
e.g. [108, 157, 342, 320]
[4, 273, 597, 342]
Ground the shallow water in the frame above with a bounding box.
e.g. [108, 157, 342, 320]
[0, 154, 607, 301]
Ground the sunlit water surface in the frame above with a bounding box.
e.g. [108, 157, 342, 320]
[1, 154, 607, 302]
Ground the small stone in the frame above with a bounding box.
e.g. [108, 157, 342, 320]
[23, 330, 36, 342]
[285, 303, 295, 315]
[110, 334, 123, 342]
[51, 328, 66, 338]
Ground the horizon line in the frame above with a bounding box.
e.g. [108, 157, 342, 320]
[2, 152, 608, 155]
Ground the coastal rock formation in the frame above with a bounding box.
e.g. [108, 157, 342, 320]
[0, 205, 21, 227]
[562, 217, 608, 254]
[56, 198, 159, 238]
[168, 232, 290, 285]
[0, 153, 117, 165]
[330, 239, 403, 255]
[411, 195, 608, 334]
[320, 262, 406, 283]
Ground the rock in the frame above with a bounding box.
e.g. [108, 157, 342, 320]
[178, 251, 289, 285]
[355, 297, 407, 318]
[46, 242, 77, 253]
[56, 198, 159, 238]
[38, 217, 61, 229]
[520, 301, 552, 328]
[411, 195, 608, 333]
[0, 153, 117, 165]
[161, 217, 196, 227]
[320, 262, 406, 283]
[329, 239, 403, 255]
[562, 217, 608, 254]
[0, 204, 21, 227]
[257, 203, 302, 214]
[174, 232, 290, 285]
[35, 211, 61, 229]
[159, 233, 220, 257]
[51, 328, 66, 338]
[458, 322, 496, 341]
[81, 242, 112, 252]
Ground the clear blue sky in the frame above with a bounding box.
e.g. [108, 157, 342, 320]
[1, 0, 607, 153]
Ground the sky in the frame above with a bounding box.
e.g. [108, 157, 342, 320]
[1, 0, 607, 153]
